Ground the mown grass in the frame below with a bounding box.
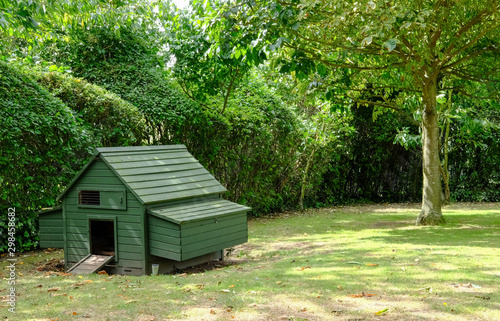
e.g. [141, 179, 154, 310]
[1, 203, 499, 321]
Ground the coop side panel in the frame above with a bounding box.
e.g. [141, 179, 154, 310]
[64, 159, 144, 274]
[148, 215, 181, 261]
[39, 210, 64, 248]
[181, 212, 248, 261]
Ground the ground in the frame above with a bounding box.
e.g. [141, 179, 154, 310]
[1, 202, 499, 320]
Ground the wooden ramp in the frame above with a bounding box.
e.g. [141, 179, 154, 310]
[67, 254, 114, 274]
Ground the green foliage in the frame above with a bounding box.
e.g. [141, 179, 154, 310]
[36, 71, 147, 147]
[47, 25, 302, 215]
[317, 105, 423, 205]
[215, 72, 302, 213]
[0, 61, 92, 252]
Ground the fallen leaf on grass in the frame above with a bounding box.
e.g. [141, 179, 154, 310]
[48, 287, 61, 292]
[298, 307, 307, 312]
[366, 263, 379, 266]
[97, 270, 108, 275]
[229, 284, 235, 287]
[221, 289, 231, 293]
[297, 266, 311, 271]
[348, 292, 377, 298]
[347, 261, 362, 264]
[52, 293, 67, 297]
[210, 309, 216, 315]
[417, 287, 433, 293]
[375, 308, 388, 315]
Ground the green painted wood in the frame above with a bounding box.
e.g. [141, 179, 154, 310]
[141, 186, 226, 204]
[135, 180, 223, 196]
[149, 246, 182, 261]
[41, 241, 64, 248]
[151, 199, 228, 215]
[110, 157, 198, 170]
[97, 145, 186, 153]
[57, 153, 100, 202]
[148, 224, 180, 238]
[116, 229, 143, 238]
[39, 218, 62, 228]
[116, 162, 204, 177]
[149, 231, 181, 245]
[172, 207, 248, 223]
[39, 208, 64, 248]
[148, 215, 180, 229]
[64, 197, 143, 210]
[115, 259, 143, 269]
[39, 232, 64, 240]
[182, 227, 247, 252]
[66, 247, 89, 257]
[148, 199, 249, 224]
[117, 236, 142, 246]
[119, 244, 143, 254]
[147, 195, 219, 210]
[66, 218, 87, 227]
[149, 239, 181, 253]
[120, 169, 210, 183]
[127, 174, 216, 190]
[118, 251, 143, 261]
[66, 233, 87, 242]
[182, 236, 248, 261]
[182, 215, 247, 237]
[66, 226, 87, 234]
[104, 151, 192, 163]
[62, 198, 68, 270]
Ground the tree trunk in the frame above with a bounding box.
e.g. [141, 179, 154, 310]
[416, 77, 445, 226]
[299, 147, 316, 211]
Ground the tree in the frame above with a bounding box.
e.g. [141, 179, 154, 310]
[165, 0, 267, 114]
[225, 0, 500, 225]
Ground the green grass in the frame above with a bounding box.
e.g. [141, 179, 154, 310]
[1, 203, 499, 320]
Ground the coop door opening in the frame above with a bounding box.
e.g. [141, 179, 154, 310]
[90, 220, 115, 256]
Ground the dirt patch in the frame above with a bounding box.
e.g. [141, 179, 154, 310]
[36, 258, 65, 272]
[170, 259, 235, 275]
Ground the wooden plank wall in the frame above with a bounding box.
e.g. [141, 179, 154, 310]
[148, 215, 181, 261]
[181, 212, 247, 261]
[64, 159, 144, 274]
[39, 210, 64, 248]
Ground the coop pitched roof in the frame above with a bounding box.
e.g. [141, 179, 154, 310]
[147, 198, 251, 224]
[57, 145, 227, 204]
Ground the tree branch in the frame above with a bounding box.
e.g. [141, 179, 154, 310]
[351, 98, 420, 127]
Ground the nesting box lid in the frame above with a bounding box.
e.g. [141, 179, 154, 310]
[57, 145, 227, 204]
[148, 198, 251, 224]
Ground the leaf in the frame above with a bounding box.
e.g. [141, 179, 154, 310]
[348, 292, 377, 298]
[384, 39, 397, 52]
[47, 287, 61, 292]
[375, 308, 389, 315]
[49, 65, 58, 72]
[361, 35, 372, 46]
[366, 263, 378, 266]
[347, 261, 362, 264]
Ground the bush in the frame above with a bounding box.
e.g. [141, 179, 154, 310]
[0, 61, 92, 252]
[37, 71, 147, 147]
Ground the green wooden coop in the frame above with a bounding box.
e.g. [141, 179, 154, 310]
[38, 145, 250, 275]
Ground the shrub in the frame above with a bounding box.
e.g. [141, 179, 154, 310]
[0, 61, 92, 252]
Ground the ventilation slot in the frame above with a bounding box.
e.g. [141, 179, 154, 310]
[79, 191, 100, 206]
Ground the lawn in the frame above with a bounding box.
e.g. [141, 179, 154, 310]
[1, 203, 499, 321]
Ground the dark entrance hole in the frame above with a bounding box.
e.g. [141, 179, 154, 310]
[90, 220, 115, 256]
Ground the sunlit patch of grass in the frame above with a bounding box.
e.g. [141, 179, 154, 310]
[1, 203, 499, 320]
